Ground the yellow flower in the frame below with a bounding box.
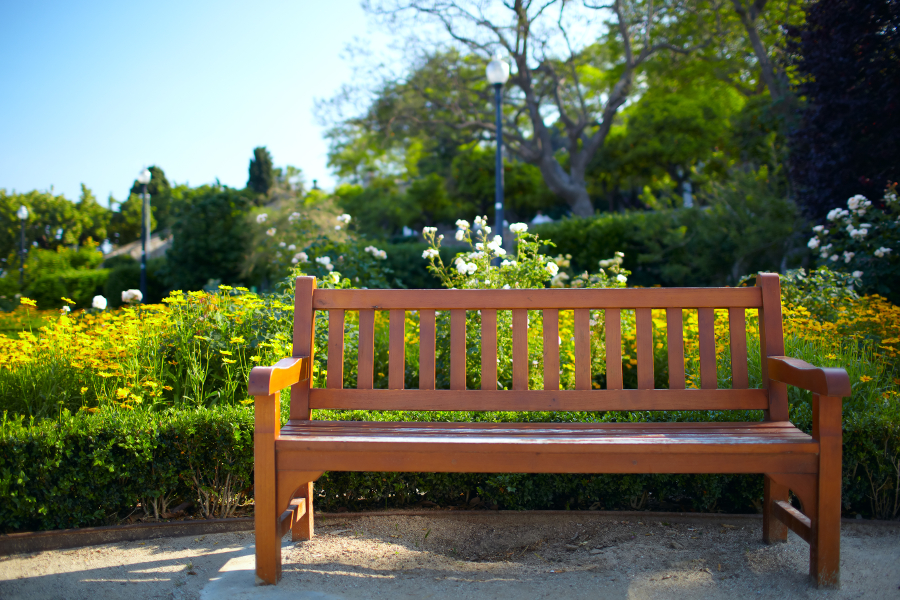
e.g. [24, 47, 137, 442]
[218, 285, 233, 291]
[115, 387, 130, 399]
[163, 385, 173, 391]
[98, 371, 114, 378]
[80, 386, 89, 394]
[859, 375, 873, 383]
[240, 398, 254, 405]
[230, 336, 245, 344]
[20, 297, 37, 308]
[250, 355, 262, 362]
[222, 358, 237, 364]
[220, 350, 233, 356]
[825, 354, 837, 359]
[61, 297, 76, 305]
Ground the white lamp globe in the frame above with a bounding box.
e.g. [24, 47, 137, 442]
[137, 168, 152, 185]
[17, 205, 29, 221]
[486, 52, 510, 85]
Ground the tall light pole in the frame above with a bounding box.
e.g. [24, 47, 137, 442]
[137, 168, 152, 301]
[486, 51, 510, 251]
[16, 205, 28, 288]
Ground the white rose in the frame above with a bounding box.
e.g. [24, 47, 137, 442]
[843, 251, 855, 263]
[509, 223, 528, 234]
[455, 230, 465, 241]
[466, 262, 478, 275]
[616, 274, 628, 283]
[288, 212, 301, 222]
[852, 271, 863, 278]
[546, 262, 559, 276]
[874, 247, 892, 258]
[812, 225, 825, 233]
[92, 295, 107, 310]
[423, 226, 437, 234]
[456, 261, 469, 274]
[256, 213, 268, 224]
[455, 219, 470, 229]
[422, 248, 439, 259]
[266, 228, 276, 236]
[807, 237, 820, 250]
[288, 244, 296, 250]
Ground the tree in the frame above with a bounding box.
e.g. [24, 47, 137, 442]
[164, 186, 253, 290]
[787, 0, 900, 217]
[341, 0, 705, 217]
[108, 193, 157, 245]
[247, 147, 275, 196]
[129, 166, 174, 230]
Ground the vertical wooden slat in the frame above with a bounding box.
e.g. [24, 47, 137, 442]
[666, 308, 685, 390]
[419, 310, 436, 390]
[728, 307, 749, 389]
[290, 276, 316, 420]
[698, 307, 717, 389]
[389, 309, 405, 390]
[512, 309, 528, 391]
[357, 309, 375, 390]
[481, 310, 497, 391]
[758, 273, 788, 421]
[574, 309, 591, 390]
[543, 309, 560, 391]
[605, 309, 623, 390]
[636, 308, 654, 390]
[450, 309, 466, 390]
[326, 309, 344, 389]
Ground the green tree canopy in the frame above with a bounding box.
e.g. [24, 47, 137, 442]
[247, 147, 274, 196]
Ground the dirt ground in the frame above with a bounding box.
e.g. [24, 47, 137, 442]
[0, 512, 898, 599]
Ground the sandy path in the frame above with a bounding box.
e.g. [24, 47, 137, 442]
[0, 513, 897, 599]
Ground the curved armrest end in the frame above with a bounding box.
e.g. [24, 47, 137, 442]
[248, 356, 310, 396]
[768, 356, 851, 398]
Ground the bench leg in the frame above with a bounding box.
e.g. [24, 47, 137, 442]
[811, 404, 842, 588]
[763, 475, 788, 544]
[254, 393, 281, 585]
[292, 481, 315, 541]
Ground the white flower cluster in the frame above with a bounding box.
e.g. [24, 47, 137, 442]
[422, 248, 440, 260]
[256, 213, 268, 224]
[121, 289, 143, 304]
[288, 212, 301, 223]
[291, 251, 309, 264]
[422, 226, 438, 235]
[456, 219, 470, 229]
[266, 228, 276, 236]
[454, 256, 477, 275]
[875, 247, 893, 258]
[473, 215, 491, 233]
[545, 261, 559, 276]
[336, 214, 352, 224]
[509, 222, 528, 234]
[599, 252, 625, 269]
[826, 208, 850, 222]
[315, 256, 334, 271]
[92, 295, 107, 310]
[364, 245, 387, 260]
[501, 259, 517, 267]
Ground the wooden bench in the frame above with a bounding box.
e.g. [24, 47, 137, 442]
[248, 273, 850, 588]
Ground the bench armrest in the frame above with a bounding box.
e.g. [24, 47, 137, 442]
[248, 357, 310, 396]
[767, 356, 851, 398]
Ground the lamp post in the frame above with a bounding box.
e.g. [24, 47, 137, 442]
[486, 51, 510, 252]
[137, 168, 152, 301]
[16, 205, 28, 288]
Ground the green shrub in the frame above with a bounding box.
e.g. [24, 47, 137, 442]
[382, 242, 454, 289]
[26, 269, 109, 310]
[103, 256, 168, 307]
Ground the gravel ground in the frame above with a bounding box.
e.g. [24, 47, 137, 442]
[0, 512, 898, 599]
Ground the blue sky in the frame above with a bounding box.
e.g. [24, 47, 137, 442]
[0, 1, 388, 203]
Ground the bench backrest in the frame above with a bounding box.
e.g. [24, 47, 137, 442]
[287, 273, 787, 422]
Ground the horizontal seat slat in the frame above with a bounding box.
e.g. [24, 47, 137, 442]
[308, 388, 768, 411]
[313, 287, 763, 310]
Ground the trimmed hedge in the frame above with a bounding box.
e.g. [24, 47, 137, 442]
[26, 269, 109, 310]
[1, 394, 897, 532]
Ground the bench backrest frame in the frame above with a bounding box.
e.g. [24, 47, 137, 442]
[288, 274, 786, 421]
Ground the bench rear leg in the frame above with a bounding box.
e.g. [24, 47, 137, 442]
[763, 475, 789, 544]
[292, 481, 315, 541]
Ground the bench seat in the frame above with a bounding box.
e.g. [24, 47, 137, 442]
[276, 420, 818, 474]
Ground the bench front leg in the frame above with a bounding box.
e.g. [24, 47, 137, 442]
[254, 392, 282, 585]
[811, 394, 842, 589]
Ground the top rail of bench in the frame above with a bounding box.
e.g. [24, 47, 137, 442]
[312, 287, 763, 310]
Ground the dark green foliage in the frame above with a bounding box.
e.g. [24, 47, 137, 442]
[27, 269, 110, 310]
[382, 242, 455, 289]
[0, 406, 254, 532]
[787, 0, 900, 217]
[164, 186, 253, 290]
[247, 147, 275, 196]
[108, 193, 157, 245]
[128, 166, 174, 231]
[103, 256, 168, 307]
[535, 168, 801, 286]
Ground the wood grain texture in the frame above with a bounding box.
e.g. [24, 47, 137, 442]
[481, 310, 498, 391]
[512, 309, 528, 391]
[574, 309, 591, 390]
[357, 309, 375, 390]
[605, 310, 623, 390]
[419, 310, 436, 390]
[450, 309, 466, 390]
[758, 273, 788, 421]
[666, 308, 685, 390]
[289, 277, 316, 420]
[291, 483, 314, 541]
[767, 357, 851, 397]
[313, 287, 763, 310]
[543, 309, 560, 391]
[698, 308, 717, 389]
[389, 310, 405, 390]
[308, 388, 769, 411]
[773, 500, 812, 543]
[812, 394, 843, 588]
[636, 308, 654, 390]
[327, 310, 344, 389]
[249, 357, 309, 396]
[254, 393, 281, 584]
[728, 308, 749, 389]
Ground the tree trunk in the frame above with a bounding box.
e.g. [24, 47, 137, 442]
[535, 156, 594, 217]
